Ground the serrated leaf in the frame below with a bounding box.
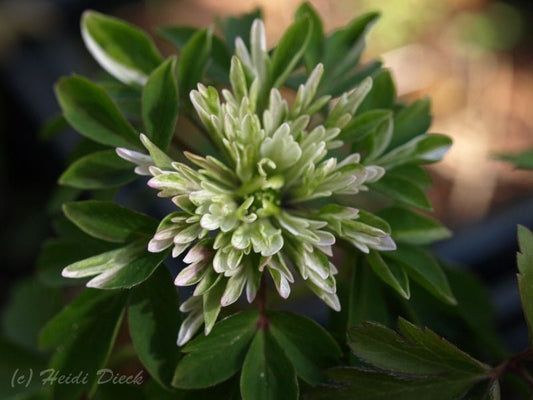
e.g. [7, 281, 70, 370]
[63, 201, 157, 243]
[62, 241, 169, 290]
[388, 98, 432, 150]
[366, 251, 410, 299]
[41, 289, 127, 400]
[271, 17, 312, 88]
[377, 206, 451, 245]
[81, 10, 162, 86]
[178, 28, 212, 96]
[268, 311, 342, 385]
[496, 149, 533, 170]
[128, 267, 181, 388]
[240, 329, 298, 400]
[376, 133, 452, 169]
[340, 109, 392, 143]
[517, 225, 533, 345]
[59, 149, 136, 189]
[356, 69, 395, 114]
[295, 2, 324, 72]
[385, 244, 456, 305]
[142, 57, 179, 150]
[55, 75, 140, 148]
[370, 174, 432, 210]
[173, 312, 259, 389]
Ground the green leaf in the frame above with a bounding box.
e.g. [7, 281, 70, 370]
[55, 75, 140, 148]
[370, 174, 432, 210]
[270, 17, 312, 88]
[295, 2, 324, 72]
[218, 9, 262, 52]
[348, 319, 490, 376]
[39, 114, 68, 140]
[62, 241, 169, 289]
[81, 10, 162, 86]
[173, 311, 259, 389]
[268, 311, 342, 385]
[356, 69, 395, 114]
[365, 251, 410, 299]
[388, 98, 432, 150]
[377, 206, 451, 245]
[59, 150, 136, 189]
[517, 225, 533, 345]
[376, 133, 452, 169]
[142, 57, 179, 150]
[385, 244, 456, 305]
[178, 28, 212, 96]
[496, 149, 533, 169]
[360, 112, 394, 161]
[128, 267, 181, 388]
[63, 200, 157, 243]
[387, 164, 432, 189]
[40, 289, 127, 400]
[202, 278, 227, 335]
[340, 109, 392, 143]
[240, 330, 298, 400]
[2, 279, 63, 351]
[98, 80, 142, 121]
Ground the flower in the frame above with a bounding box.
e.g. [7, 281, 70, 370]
[117, 20, 395, 345]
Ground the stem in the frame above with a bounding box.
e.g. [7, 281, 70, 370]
[256, 275, 269, 330]
[491, 348, 533, 387]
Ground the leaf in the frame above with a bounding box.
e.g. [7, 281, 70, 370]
[218, 9, 262, 52]
[340, 109, 392, 143]
[59, 150, 136, 189]
[128, 267, 181, 388]
[240, 330, 298, 400]
[142, 57, 179, 150]
[387, 164, 432, 189]
[55, 75, 140, 148]
[172, 312, 259, 389]
[295, 2, 324, 72]
[268, 311, 342, 385]
[360, 112, 394, 161]
[81, 10, 162, 86]
[270, 17, 312, 88]
[62, 241, 169, 289]
[385, 244, 456, 305]
[365, 251, 410, 299]
[63, 200, 157, 243]
[370, 174, 432, 210]
[98, 80, 142, 121]
[388, 98, 432, 150]
[376, 133, 452, 169]
[39, 114, 68, 140]
[2, 279, 63, 351]
[377, 206, 451, 245]
[178, 28, 212, 96]
[202, 278, 227, 335]
[39, 289, 127, 400]
[356, 69, 395, 114]
[517, 225, 533, 345]
[496, 149, 533, 169]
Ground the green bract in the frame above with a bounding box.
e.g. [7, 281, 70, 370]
[116, 20, 396, 344]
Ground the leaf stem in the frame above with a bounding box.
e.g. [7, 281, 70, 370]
[256, 274, 269, 330]
[490, 348, 533, 387]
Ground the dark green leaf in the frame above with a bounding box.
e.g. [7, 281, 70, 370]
[39, 114, 68, 140]
[62, 241, 169, 289]
[365, 251, 410, 299]
[271, 17, 312, 88]
[360, 112, 393, 161]
[63, 201, 157, 243]
[202, 278, 227, 335]
[377, 206, 451, 245]
[173, 312, 259, 389]
[81, 10, 162, 86]
[340, 109, 392, 143]
[2, 279, 63, 351]
[98, 80, 142, 121]
[142, 57, 179, 150]
[376, 133, 452, 169]
[385, 244, 456, 305]
[178, 29, 212, 96]
[128, 267, 180, 388]
[268, 311, 342, 385]
[370, 174, 432, 210]
[496, 149, 533, 169]
[93, 384, 145, 400]
[59, 150, 136, 189]
[218, 9, 262, 52]
[43, 290, 127, 399]
[388, 98, 432, 150]
[387, 164, 432, 189]
[295, 2, 324, 72]
[356, 69, 395, 114]
[325, 60, 382, 98]
[517, 225, 533, 345]
[240, 330, 298, 400]
[55, 75, 140, 148]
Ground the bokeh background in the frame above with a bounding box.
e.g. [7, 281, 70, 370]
[1, 0, 532, 350]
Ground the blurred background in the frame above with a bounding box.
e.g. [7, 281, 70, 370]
[1, 0, 532, 350]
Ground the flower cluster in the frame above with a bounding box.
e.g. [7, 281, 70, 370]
[117, 20, 395, 345]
